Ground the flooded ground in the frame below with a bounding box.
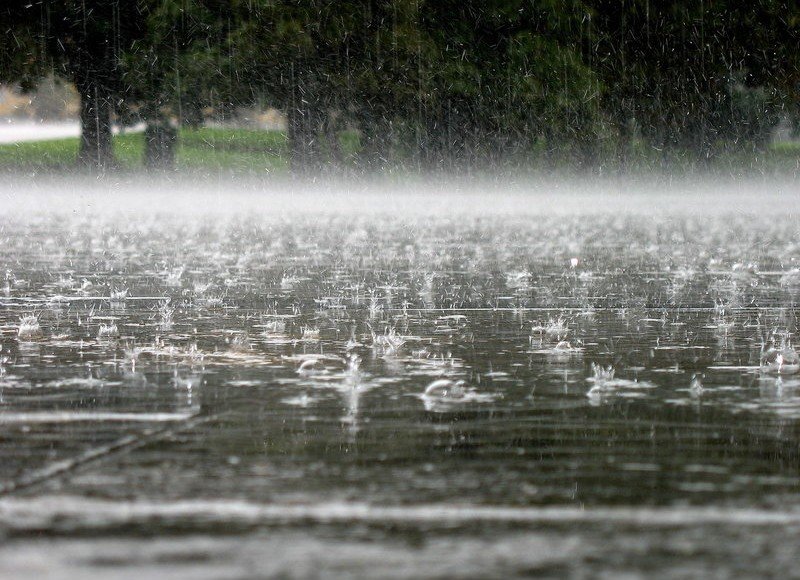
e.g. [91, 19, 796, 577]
[0, 177, 799, 578]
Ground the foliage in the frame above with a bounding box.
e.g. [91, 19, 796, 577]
[0, 0, 797, 171]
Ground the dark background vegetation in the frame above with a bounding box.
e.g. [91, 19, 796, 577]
[1, 0, 798, 174]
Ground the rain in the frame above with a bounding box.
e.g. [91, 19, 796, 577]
[1, 1, 800, 578]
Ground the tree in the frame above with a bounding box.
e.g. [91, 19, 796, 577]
[228, 0, 353, 173]
[1, 1, 145, 170]
[3, 0, 797, 173]
[228, 0, 602, 172]
[409, 0, 603, 169]
[119, 0, 234, 170]
[588, 0, 799, 165]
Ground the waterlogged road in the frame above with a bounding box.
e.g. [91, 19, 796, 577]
[0, 178, 799, 578]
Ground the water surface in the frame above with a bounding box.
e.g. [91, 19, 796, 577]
[1, 180, 799, 577]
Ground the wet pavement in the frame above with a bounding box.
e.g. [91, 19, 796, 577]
[1, 178, 799, 577]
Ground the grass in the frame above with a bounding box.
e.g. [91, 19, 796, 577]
[178, 127, 287, 172]
[0, 126, 798, 176]
[0, 127, 290, 174]
[0, 137, 79, 170]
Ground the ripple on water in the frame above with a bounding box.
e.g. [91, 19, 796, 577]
[2, 208, 800, 520]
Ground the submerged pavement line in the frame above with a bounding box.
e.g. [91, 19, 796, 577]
[2, 496, 800, 530]
[0, 411, 195, 424]
[0, 413, 211, 496]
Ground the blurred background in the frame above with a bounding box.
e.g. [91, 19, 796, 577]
[0, 0, 798, 175]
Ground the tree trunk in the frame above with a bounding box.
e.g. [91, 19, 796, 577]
[287, 105, 320, 175]
[615, 112, 634, 173]
[418, 111, 446, 171]
[144, 120, 178, 171]
[322, 112, 343, 170]
[356, 112, 389, 172]
[76, 78, 115, 170]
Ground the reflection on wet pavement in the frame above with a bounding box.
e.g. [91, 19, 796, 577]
[2, 202, 800, 575]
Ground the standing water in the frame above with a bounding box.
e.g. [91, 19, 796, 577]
[0, 177, 800, 577]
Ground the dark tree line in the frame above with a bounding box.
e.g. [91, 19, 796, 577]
[1, 0, 798, 172]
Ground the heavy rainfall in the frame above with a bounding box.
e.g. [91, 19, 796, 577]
[1, 2, 800, 578]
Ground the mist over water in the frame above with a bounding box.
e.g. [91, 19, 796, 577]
[0, 175, 798, 576]
[1, 173, 797, 216]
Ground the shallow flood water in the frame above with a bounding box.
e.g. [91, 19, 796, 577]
[1, 181, 800, 577]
